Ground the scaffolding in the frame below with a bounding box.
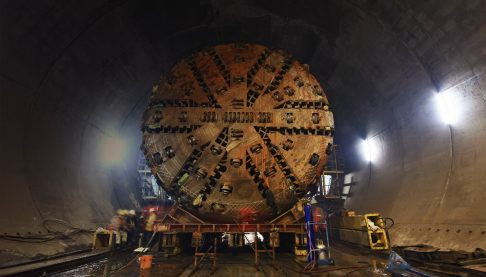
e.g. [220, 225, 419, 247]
[320, 144, 345, 198]
[137, 152, 167, 202]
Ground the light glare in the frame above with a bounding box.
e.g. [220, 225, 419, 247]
[361, 139, 372, 162]
[101, 136, 126, 165]
[435, 89, 459, 125]
[360, 138, 379, 163]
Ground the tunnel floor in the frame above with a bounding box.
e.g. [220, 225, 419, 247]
[51, 243, 389, 277]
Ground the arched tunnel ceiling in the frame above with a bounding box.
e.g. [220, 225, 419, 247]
[1, 0, 486, 255]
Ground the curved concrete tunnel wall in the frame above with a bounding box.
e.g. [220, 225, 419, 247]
[1, 0, 486, 258]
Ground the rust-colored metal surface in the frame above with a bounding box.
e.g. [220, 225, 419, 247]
[142, 43, 334, 223]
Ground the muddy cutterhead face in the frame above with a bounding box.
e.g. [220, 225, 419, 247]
[141, 43, 334, 223]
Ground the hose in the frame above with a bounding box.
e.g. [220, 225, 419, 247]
[282, 264, 370, 275]
[0, 218, 94, 243]
[346, 266, 369, 276]
[379, 217, 395, 230]
[104, 230, 157, 276]
[0, 234, 57, 243]
[1, 217, 152, 276]
[310, 265, 370, 274]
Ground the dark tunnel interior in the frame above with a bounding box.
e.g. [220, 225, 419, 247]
[1, 0, 486, 261]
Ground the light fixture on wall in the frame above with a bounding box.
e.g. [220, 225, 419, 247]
[435, 87, 460, 125]
[360, 139, 372, 162]
[360, 138, 379, 163]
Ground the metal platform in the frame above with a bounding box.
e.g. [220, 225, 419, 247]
[154, 223, 306, 233]
[154, 203, 307, 234]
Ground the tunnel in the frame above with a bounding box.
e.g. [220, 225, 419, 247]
[1, 0, 486, 273]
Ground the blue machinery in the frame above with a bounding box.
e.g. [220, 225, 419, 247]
[386, 251, 433, 277]
[304, 203, 436, 276]
[304, 203, 334, 267]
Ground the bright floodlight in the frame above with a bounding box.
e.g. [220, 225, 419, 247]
[360, 138, 379, 163]
[435, 88, 459, 125]
[360, 139, 372, 162]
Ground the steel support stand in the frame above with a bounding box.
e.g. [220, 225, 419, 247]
[192, 238, 218, 275]
[254, 231, 259, 270]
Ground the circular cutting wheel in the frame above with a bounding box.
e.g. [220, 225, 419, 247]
[141, 43, 334, 223]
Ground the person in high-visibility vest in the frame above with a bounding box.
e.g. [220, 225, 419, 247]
[109, 210, 127, 247]
[143, 208, 157, 248]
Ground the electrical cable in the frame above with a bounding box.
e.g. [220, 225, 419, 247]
[380, 217, 395, 230]
[0, 218, 94, 243]
[4, 214, 386, 273]
[43, 218, 95, 233]
[282, 264, 370, 275]
[307, 265, 370, 273]
[1, 217, 154, 275]
[346, 267, 369, 276]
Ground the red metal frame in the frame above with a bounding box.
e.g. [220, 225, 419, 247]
[154, 223, 306, 233]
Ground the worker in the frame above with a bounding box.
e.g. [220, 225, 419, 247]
[125, 210, 138, 246]
[143, 208, 157, 249]
[109, 209, 128, 247]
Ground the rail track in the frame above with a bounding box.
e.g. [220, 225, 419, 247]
[0, 249, 111, 277]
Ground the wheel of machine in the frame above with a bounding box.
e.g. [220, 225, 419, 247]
[141, 43, 334, 223]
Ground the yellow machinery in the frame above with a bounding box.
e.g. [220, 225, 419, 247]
[294, 233, 308, 256]
[364, 214, 389, 250]
[329, 213, 389, 250]
[92, 230, 114, 250]
[161, 233, 181, 255]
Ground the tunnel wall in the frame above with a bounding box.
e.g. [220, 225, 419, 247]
[0, 0, 154, 258]
[0, 0, 486, 258]
[345, 74, 486, 251]
[338, 1, 486, 251]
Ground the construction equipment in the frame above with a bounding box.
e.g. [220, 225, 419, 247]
[92, 229, 114, 250]
[140, 43, 338, 274]
[304, 203, 334, 269]
[141, 43, 334, 223]
[329, 212, 390, 250]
